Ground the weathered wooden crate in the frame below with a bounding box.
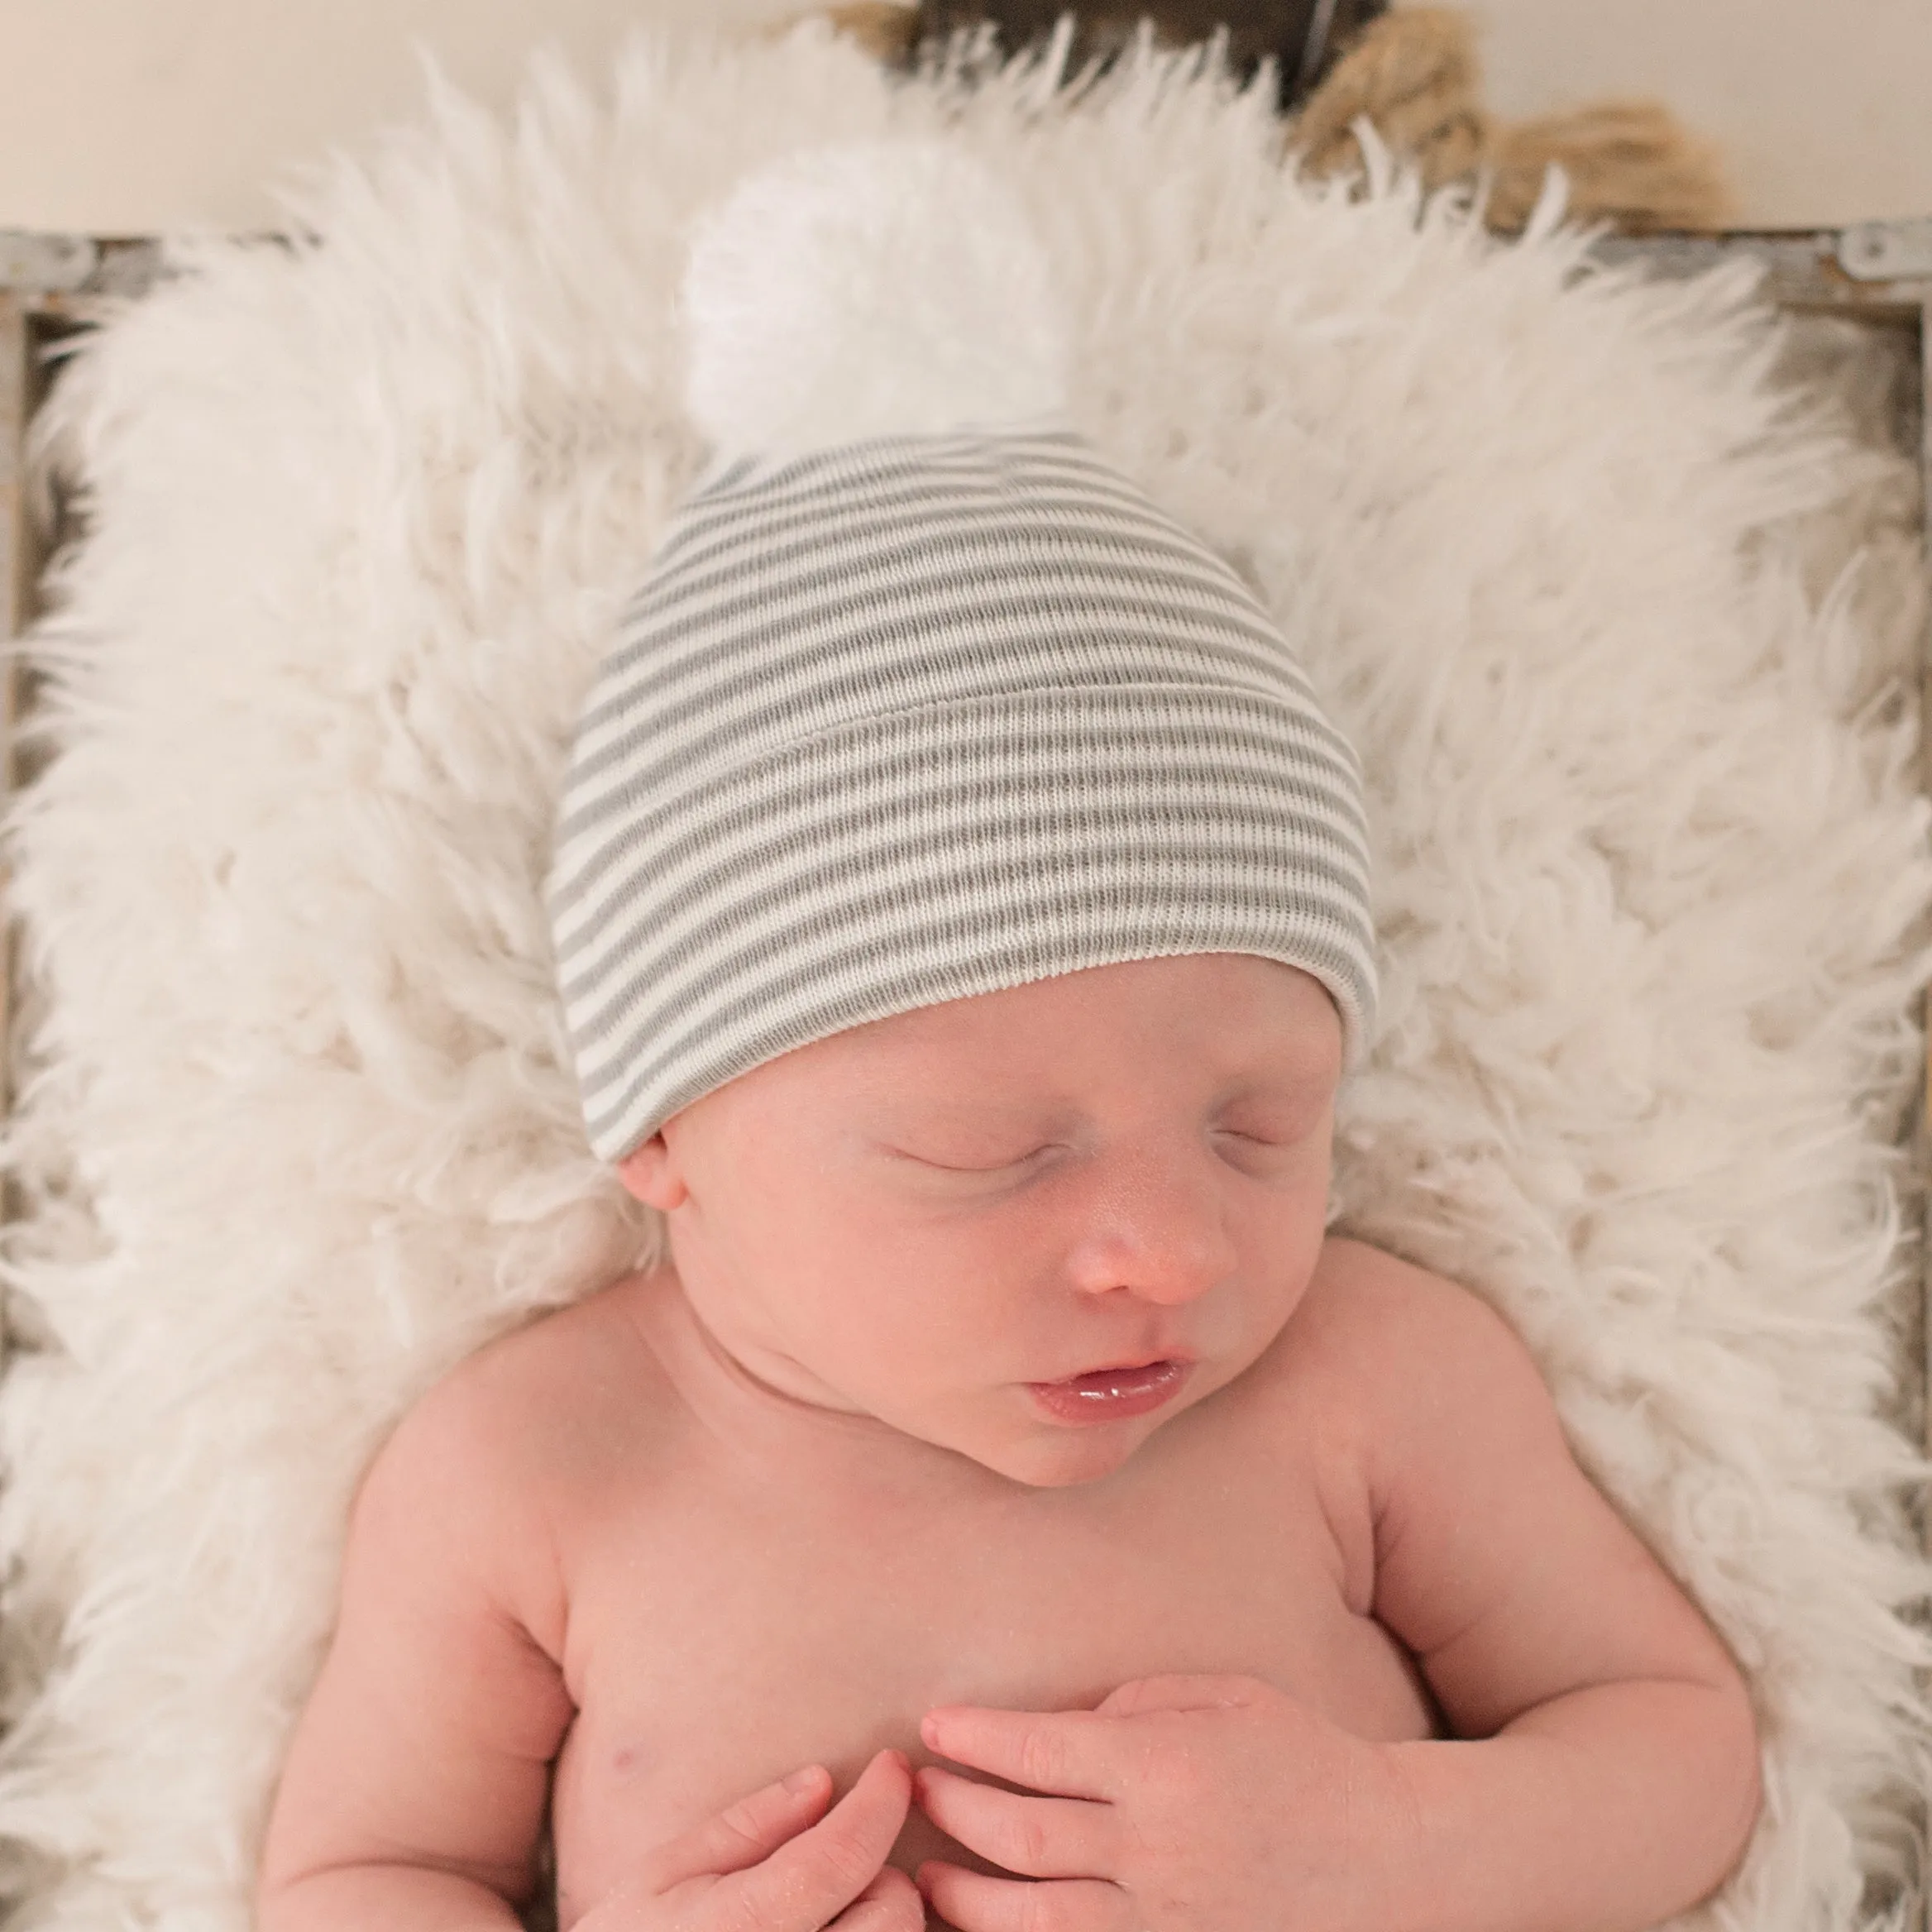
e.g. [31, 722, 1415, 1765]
[0, 218, 1926, 1928]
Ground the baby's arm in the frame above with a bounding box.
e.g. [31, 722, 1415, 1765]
[256, 1353, 576, 1931]
[1329, 1240, 1762, 1932]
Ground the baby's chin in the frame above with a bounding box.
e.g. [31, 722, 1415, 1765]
[982, 1435, 1164, 1490]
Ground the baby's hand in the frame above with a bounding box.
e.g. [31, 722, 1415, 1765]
[915, 1672, 1415, 1932]
[578, 1748, 925, 1932]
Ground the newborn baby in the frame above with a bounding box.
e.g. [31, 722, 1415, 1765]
[256, 952, 1762, 1932]
[256, 138, 1762, 1932]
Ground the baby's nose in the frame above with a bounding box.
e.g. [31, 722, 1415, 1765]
[1067, 1157, 1239, 1303]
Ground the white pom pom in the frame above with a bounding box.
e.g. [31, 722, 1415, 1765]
[681, 138, 1074, 460]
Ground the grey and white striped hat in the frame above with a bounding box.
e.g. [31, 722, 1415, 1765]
[548, 140, 1378, 1164]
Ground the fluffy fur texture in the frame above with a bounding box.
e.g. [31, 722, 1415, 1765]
[682, 136, 1073, 457]
[0, 18, 1928, 1932]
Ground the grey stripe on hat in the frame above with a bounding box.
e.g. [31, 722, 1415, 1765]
[556, 687, 1369, 997]
[576, 453, 1323, 758]
[549, 427, 1378, 1161]
[561, 576, 1324, 822]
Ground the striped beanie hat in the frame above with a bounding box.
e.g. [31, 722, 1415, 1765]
[549, 139, 1378, 1164]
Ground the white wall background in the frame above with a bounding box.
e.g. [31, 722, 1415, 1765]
[0, 0, 1926, 234]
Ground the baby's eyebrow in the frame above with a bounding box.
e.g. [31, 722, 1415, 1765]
[872, 1097, 1064, 1129]
[874, 1067, 1325, 1129]
[1212, 1062, 1337, 1100]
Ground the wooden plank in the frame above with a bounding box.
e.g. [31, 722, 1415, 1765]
[0, 295, 25, 1388]
[1920, 308, 1932, 1884]
[0, 233, 160, 305]
[0, 295, 27, 1125]
[1594, 228, 1932, 318]
[1919, 295, 1932, 1932]
[1919, 289, 1931, 1932]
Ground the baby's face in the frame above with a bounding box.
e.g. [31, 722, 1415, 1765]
[618, 953, 1341, 1490]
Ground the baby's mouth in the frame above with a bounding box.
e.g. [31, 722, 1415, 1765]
[1025, 1357, 1193, 1424]
[1050, 1344, 1199, 1380]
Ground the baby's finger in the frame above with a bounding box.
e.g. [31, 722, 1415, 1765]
[750, 1748, 914, 1929]
[833, 1863, 925, 1929]
[643, 1762, 834, 1891]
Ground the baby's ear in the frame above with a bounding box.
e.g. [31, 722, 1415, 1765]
[615, 1135, 687, 1211]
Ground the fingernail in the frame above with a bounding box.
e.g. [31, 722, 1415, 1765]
[783, 1766, 820, 1795]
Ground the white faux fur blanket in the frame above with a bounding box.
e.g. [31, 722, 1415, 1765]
[0, 18, 1929, 1932]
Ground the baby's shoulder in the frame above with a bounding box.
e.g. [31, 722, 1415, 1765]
[360, 1279, 672, 1573]
[1300, 1231, 1494, 1331]
[437, 1274, 677, 1476]
[1289, 1236, 1550, 1442]
[355, 1281, 672, 1658]
[1295, 1236, 1571, 1529]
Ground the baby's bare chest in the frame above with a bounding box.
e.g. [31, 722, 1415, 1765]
[542, 1375, 1441, 1928]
